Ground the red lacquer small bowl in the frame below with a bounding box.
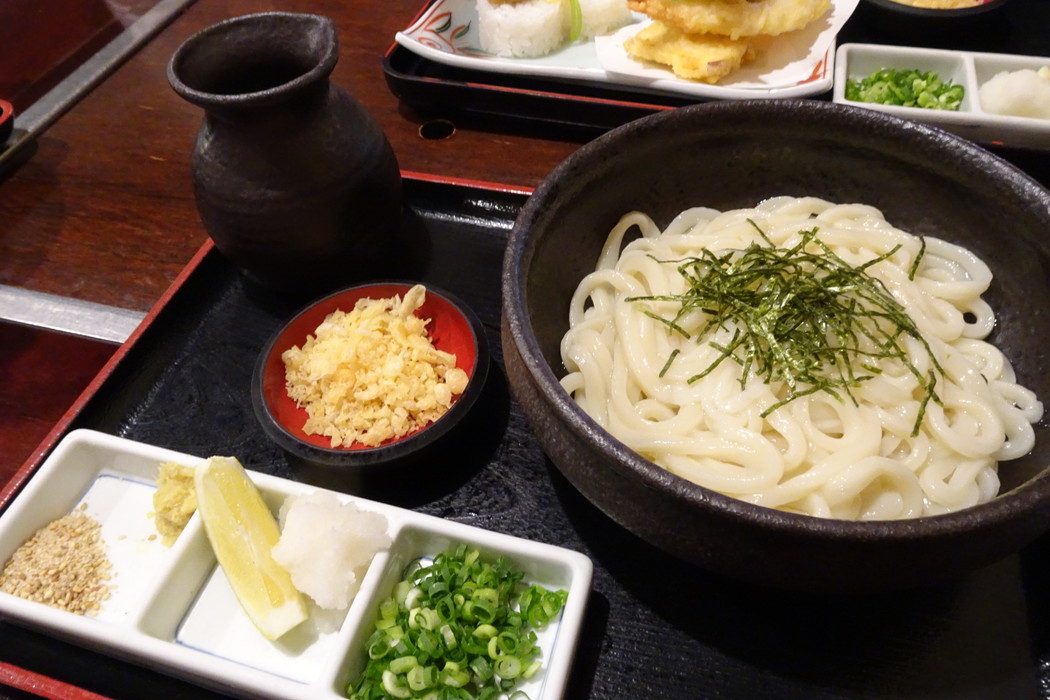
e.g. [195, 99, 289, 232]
[252, 281, 488, 468]
[0, 100, 14, 145]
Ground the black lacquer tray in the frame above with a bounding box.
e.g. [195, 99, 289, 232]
[382, 41, 696, 133]
[5, 176, 1050, 700]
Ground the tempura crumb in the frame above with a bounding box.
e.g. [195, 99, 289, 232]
[282, 285, 470, 447]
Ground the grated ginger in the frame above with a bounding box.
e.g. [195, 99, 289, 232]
[152, 461, 198, 546]
[282, 285, 469, 447]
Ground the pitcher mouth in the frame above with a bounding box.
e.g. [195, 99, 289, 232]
[167, 11, 338, 109]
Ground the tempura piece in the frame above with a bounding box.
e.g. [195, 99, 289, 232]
[628, 0, 830, 39]
[624, 21, 752, 83]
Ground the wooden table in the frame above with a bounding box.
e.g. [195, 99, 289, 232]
[0, 0, 585, 310]
[0, 0, 588, 485]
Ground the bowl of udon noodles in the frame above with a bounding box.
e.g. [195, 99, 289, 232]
[501, 99, 1050, 592]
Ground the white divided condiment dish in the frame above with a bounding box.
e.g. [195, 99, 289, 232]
[0, 429, 593, 700]
[833, 43, 1050, 150]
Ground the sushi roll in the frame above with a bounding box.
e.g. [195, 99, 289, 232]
[578, 0, 633, 38]
[477, 0, 633, 57]
[477, 0, 570, 58]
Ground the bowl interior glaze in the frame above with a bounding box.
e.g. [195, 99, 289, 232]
[503, 99, 1050, 591]
[255, 282, 487, 468]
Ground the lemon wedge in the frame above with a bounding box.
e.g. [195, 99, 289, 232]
[194, 456, 307, 640]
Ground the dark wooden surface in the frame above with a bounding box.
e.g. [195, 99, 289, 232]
[0, 0, 581, 312]
[0, 324, 115, 484]
[0, 0, 584, 485]
[0, 0, 134, 113]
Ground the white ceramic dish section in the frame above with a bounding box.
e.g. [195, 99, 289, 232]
[0, 429, 593, 700]
[396, 0, 860, 99]
[834, 43, 1050, 150]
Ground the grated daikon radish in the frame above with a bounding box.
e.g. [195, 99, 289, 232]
[271, 492, 391, 610]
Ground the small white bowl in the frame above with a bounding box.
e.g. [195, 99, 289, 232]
[0, 429, 593, 700]
[834, 43, 1050, 150]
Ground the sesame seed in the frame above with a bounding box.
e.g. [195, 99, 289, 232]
[0, 510, 114, 615]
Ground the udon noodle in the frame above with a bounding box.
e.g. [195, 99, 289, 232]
[559, 197, 1042, 519]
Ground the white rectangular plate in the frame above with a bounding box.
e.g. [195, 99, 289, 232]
[0, 429, 593, 700]
[834, 43, 1050, 151]
[396, 0, 860, 99]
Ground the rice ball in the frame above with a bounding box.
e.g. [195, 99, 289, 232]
[271, 492, 390, 610]
[477, 0, 569, 58]
[579, 0, 633, 38]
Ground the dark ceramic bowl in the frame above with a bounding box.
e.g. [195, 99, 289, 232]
[254, 282, 488, 470]
[502, 99, 1050, 593]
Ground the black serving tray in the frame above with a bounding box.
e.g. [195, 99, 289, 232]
[382, 40, 696, 133]
[5, 176, 1050, 700]
[384, 0, 1050, 135]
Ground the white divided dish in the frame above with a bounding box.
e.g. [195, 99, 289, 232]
[0, 429, 593, 700]
[834, 43, 1050, 150]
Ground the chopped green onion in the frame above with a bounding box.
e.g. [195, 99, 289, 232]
[395, 580, 412, 604]
[441, 662, 471, 688]
[410, 607, 440, 630]
[417, 629, 439, 655]
[845, 68, 965, 110]
[367, 634, 393, 660]
[389, 656, 419, 675]
[346, 545, 569, 700]
[406, 665, 434, 692]
[522, 659, 543, 680]
[380, 598, 399, 621]
[439, 623, 458, 648]
[495, 655, 522, 679]
[473, 624, 498, 640]
[382, 670, 412, 699]
[470, 656, 494, 683]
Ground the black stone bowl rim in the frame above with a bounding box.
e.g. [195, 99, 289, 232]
[502, 98, 1050, 548]
[166, 11, 338, 111]
[861, 0, 1011, 19]
[252, 280, 490, 470]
